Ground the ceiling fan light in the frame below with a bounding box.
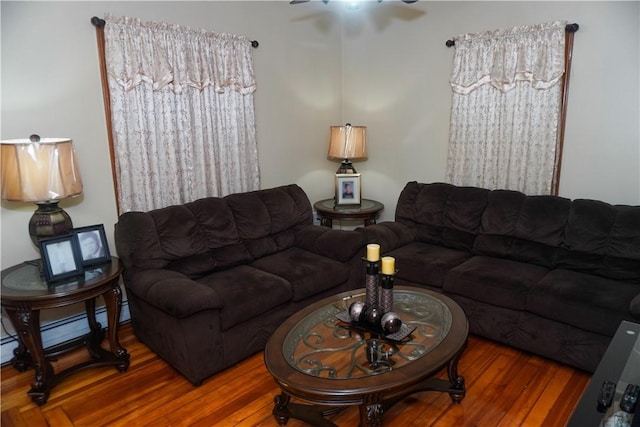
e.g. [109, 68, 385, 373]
[345, 1, 361, 10]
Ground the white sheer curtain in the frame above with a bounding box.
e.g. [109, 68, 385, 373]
[104, 15, 260, 213]
[446, 21, 567, 195]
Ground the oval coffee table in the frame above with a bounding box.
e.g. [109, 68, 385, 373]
[264, 286, 468, 426]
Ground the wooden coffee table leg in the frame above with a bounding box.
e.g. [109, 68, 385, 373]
[273, 393, 291, 425]
[272, 391, 341, 427]
[447, 341, 467, 403]
[359, 394, 384, 427]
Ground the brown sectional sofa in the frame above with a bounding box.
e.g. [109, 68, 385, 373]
[357, 181, 640, 372]
[115, 184, 365, 385]
[115, 181, 640, 385]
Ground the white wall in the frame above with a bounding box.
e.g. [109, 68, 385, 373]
[1, 0, 342, 270]
[340, 1, 640, 219]
[1, 1, 638, 344]
[0, 0, 342, 342]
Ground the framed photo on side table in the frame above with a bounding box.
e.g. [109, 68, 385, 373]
[74, 224, 111, 267]
[335, 173, 361, 206]
[39, 234, 84, 283]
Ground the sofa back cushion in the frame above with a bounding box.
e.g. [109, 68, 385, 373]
[395, 182, 487, 251]
[225, 184, 313, 259]
[474, 191, 571, 268]
[115, 196, 250, 278]
[557, 200, 640, 281]
[395, 182, 640, 281]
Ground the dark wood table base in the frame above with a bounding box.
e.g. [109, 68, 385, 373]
[6, 285, 130, 405]
[2, 258, 130, 406]
[272, 343, 467, 427]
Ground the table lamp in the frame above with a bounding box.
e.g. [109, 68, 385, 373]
[1, 135, 83, 247]
[327, 123, 367, 174]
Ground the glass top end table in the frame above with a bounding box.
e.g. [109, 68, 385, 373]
[1, 257, 130, 405]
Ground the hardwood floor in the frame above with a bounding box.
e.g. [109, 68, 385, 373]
[1, 322, 591, 426]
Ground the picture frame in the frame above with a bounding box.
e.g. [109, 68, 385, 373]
[74, 224, 111, 267]
[335, 173, 361, 206]
[39, 234, 84, 283]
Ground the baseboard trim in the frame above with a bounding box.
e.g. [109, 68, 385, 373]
[0, 301, 131, 366]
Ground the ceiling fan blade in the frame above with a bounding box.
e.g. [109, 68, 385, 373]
[402, 0, 419, 3]
[289, 0, 310, 4]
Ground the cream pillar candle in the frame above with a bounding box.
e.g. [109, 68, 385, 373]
[366, 244, 380, 262]
[381, 256, 395, 275]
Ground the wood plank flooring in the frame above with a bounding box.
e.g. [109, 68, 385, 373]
[1, 322, 591, 426]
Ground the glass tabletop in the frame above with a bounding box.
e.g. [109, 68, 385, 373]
[1, 258, 120, 299]
[282, 289, 452, 379]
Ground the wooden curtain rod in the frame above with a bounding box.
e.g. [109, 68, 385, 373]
[445, 23, 579, 47]
[90, 16, 259, 48]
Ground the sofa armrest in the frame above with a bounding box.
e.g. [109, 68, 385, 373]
[294, 225, 367, 262]
[631, 292, 640, 319]
[126, 269, 224, 318]
[356, 221, 416, 253]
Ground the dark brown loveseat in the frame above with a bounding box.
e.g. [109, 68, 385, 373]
[357, 181, 640, 372]
[115, 184, 366, 385]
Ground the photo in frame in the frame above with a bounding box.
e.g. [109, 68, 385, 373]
[39, 234, 84, 283]
[335, 173, 361, 206]
[74, 224, 111, 267]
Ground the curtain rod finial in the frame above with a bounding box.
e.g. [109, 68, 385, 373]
[566, 23, 579, 33]
[91, 16, 106, 27]
[251, 40, 259, 48]
[446, 39, 455, 47]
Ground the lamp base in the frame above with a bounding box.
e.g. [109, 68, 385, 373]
[29, 201, 74, 247]
[336, 159, 358, 174]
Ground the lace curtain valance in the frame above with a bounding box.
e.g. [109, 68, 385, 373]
[445, 20, 575, 196]
[98, 15, 260, 213]
[104, 15, 256, 94]
[449, 21, 567, 94]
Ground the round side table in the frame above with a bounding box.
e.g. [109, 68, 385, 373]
[1, 257, 130, 405]
[313, 199, 384, 228]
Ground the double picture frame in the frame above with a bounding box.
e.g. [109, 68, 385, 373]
[39, 224, 111, 283]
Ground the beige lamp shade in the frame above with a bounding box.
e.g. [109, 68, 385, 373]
[327, 125, 367, 161]
[1, 138, 83, 202]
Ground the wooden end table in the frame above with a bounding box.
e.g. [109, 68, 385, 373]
[1, 257, 130, 405]
[264, 286, 468, 426]
[313, 199, 384, 228]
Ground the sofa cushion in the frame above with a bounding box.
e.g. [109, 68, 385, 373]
[197, 265, 293, 331]
[127, 269, 225, 318]
[527, 269, 640, 336]
[443, 256, 549, 310]
[225, 184, 312, 259]
[356, 221, 416, 253]
[558, 200, 640, 281]
[115, 196, 245, 274]
[166, 244, 252, 279]
[395, 182, 488, 251]
[153, 197, 242, 257]
[385, 241, 472, 288]
[250, 247, 349, 302]
[295, 225, 366, 262]
[474, 191, 570, 268]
